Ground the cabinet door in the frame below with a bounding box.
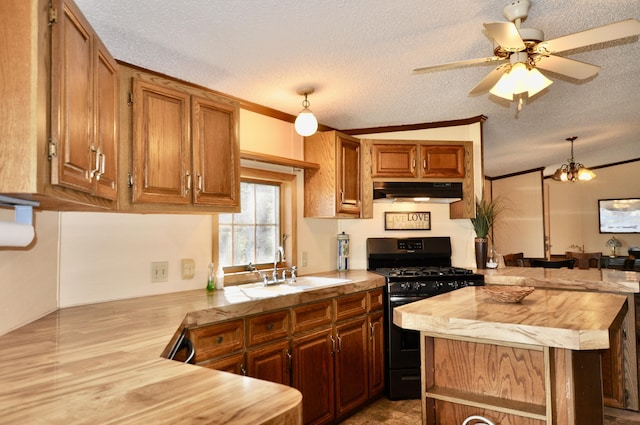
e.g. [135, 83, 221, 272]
[201, 352, 245, 375]
[51, 0, 94, 193]
[420, 145, 465, 178]
[371, 144, 417, 178]
[93, 37, 118, 200]
[337, 136, 361, 215]
[292, 326, 335, 425]
[368, 311, 385, 398]
[191, 95, 239, 207]
[132, 78, 191, 204]
[334, 317, 369, 419]
[246, 339, 291, 386]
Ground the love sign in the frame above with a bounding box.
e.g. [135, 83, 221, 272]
[384, 211, 431, 230]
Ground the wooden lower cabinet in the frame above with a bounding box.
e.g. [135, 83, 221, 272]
[292, 326, 335, 425]
[367, 311, 385, 397]
[184, 288, 385, 425]
[334, 317, 369, 418]
[200, 352, 245, 375]
[246, 339, 291, 385]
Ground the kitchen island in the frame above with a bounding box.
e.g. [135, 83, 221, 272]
[394, 286, 628, 425]
[0, 270, 383, 424]
[478, 266, 640, 411]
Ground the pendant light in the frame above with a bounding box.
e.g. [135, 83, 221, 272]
[294, 88, 318, 137]
[551, 136, 596, 182]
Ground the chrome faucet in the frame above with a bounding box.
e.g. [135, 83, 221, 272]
[272, 246, 285, 282]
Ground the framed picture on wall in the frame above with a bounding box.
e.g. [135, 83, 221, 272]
[598, 198, 640, 233]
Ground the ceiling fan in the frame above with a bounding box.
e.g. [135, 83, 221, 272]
[413, 0, 640, 102]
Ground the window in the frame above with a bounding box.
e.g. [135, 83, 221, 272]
[213, 167, 297, 281]
[218, 181, 281, 268]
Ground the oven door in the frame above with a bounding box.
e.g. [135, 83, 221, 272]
[387, 295, 423, 369]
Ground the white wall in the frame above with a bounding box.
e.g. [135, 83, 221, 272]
[0, 210, 59, 334]
[492, 171, 545, 258]
[59, 213, 212, 306]
[548, 161, 640, 255]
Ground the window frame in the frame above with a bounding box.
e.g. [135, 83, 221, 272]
[212, 167, 297, 285]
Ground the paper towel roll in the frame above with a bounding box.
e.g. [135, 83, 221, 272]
[0, 221, 35, 247]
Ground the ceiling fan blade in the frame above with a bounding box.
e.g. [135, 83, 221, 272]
[483, 22, 525, 52]
[413, 56, 504, 74]
[535, 55, 601, 80]
[537, 18, 640, 54]
[469, 64, 509, 95]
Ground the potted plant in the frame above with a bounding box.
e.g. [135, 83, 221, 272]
[471, 196, 502, 269]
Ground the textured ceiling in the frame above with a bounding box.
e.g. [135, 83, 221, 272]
[75, 0, 640, 177]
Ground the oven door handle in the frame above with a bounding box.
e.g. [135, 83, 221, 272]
[389, 296, 427, 305]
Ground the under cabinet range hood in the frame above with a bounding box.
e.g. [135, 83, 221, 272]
[373, 182, 462, 203]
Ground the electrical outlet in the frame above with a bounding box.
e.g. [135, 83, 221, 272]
[181, 258, 195, 280]
[302, 251, 308, 267]
[151, 261, 169, 283]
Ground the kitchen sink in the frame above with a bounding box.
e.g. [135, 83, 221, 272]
[291, 276, 350, 289]
[227, 276, 350, 300]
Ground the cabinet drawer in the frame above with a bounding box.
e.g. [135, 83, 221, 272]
[292, 300, 333, 334]
[246, 310, 290, 347]
[335, 292, 367, 322]
[189, 319, 244, 362]
[367, 289, 384, 312]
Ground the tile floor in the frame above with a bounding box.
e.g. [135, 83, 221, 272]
[339, 397, 640, 425]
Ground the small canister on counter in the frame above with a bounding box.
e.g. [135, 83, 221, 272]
[337, 232, 349, 271]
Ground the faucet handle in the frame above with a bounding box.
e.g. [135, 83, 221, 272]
[290, 266, 297, 282]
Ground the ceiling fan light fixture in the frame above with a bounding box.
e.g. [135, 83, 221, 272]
[552, 137, 595, 182]
[294, 88, 318, 137]
[524, 67, 553, 97]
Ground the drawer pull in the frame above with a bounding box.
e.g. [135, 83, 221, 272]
[217, 336, 223, 344]
[267, 323, 274, 331]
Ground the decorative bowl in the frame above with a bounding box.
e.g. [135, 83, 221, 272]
[482, 286, 535, 303]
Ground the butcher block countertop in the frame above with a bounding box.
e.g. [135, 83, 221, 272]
[0, 270, 384, 424]
[477, 266, 640, 293]
[394, 286, 627, 350]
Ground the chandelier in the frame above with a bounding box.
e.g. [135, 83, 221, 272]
[551, 136, 596, 182]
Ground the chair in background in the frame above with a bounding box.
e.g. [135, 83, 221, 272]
[530, 258, 576, 269]
[565, 252, 602, 269]
[503, 252, 524, 267]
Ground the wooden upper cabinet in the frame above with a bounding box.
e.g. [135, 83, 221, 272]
[371, 144, 417, 178]
[93, 37, 119, 200]
[304, 131, 362, 218]
[371, 142, 464, 179]
[125, 68, 240, 212]
[337, 137, 361, 215]
[50, 0, 119, 202]
[191, 95, 240, 207]
[421, 145, 464, 178]
[132, 79, 191, 204]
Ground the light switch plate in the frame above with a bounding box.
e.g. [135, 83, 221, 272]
[151, 261, 169, 283]
[181, 258, 195, 280]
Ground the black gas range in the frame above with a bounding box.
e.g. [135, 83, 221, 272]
[366, 237, 484, 400]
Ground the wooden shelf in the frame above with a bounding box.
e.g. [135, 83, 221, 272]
[426, 386, 547, 421]
[240, 150, 319, 170]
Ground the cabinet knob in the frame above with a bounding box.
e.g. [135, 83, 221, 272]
[216, 336, 223, 344]
[267, 323, 274, 331]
